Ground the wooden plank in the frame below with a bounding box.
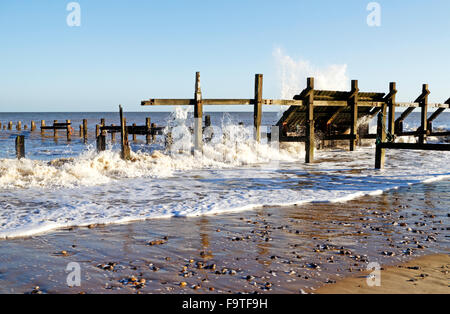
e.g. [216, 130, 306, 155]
[305, 77, 315, 163]
[141, 98, 384, 107]
[254, 74, 263, 142]
[326, 107, 345, 126]
[379, 142, 450, 151]
[428, 108, 445, 122]
[395, 107, 415, 134]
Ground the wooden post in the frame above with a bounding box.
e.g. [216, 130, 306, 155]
[132, 123, 137, 142]
[83, 119, 88, 143]
[15, 135, 25, 159]
[96, 124, 100, 138]
[31, 121, 36, 132]
[419, 84, 430, 144]
[375, 107, 387, 169]
[305, 77, 315, 163]
[194, 72, 203, 152]
[8, 121, 12, 130]
[97, 130, 106, 152]
[254, 74, 263, 142]
[349, 80, 359, 151]
[53, 120, 58, 138]
[111, 124, 116, 142]
[66, 120, 71, 142]
[151, 123, 156, 142]
[146, 118, 151, 144]
[17, 121, 22, 131]
[100, 118, 105, 127]
[119, 105, 131, 160]
[41, 120, 45, 135]
[387, 82, 397, 135]
[205, 115, 211, 128]
[79, 125, 83, 137]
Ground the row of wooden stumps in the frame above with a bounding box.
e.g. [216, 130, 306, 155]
[96, 106, 165, 160]
[0, 121, 37, 131]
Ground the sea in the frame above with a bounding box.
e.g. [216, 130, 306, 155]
[0, 110, 449, 239]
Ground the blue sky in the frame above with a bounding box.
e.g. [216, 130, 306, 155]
[0, 0, 449, 112]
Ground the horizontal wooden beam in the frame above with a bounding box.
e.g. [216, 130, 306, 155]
[379, 142, 450, 151]
[141, 98, 385, 107]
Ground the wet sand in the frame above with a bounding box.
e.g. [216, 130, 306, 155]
[0, 179, 448, 294]
[315, 254, 449, 294]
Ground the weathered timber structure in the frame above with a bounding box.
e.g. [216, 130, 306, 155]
[141, 72, 450, 165]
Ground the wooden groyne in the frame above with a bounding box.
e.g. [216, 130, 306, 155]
[141, 72, 450, 167]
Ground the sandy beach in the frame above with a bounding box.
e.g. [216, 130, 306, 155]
[0, 179, 448, 294]
[315, 253, 449, 294]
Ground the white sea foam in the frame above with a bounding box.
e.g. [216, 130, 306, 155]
[0, 107, 449, 239]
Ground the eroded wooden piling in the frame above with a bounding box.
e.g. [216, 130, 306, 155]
[375, 108, 387, 169]
[194, 72, 203, 152]
[83, 119, 88, 143]
[146, 118, 151, 144]
[97, 130, 106, 152]
[349, 80, 359, 151]
[254, 74, 263, 142]
[15, 135, 25, 159]
[305, 77, 315, 163]
[418, 84, 430, 144]
[119, 105, 131, 160]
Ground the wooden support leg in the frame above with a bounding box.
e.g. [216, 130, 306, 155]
[349, 80, 359, 151]
[151, 123, 156, 142]
[119, 105, 131, 160]
[254, 74, 263, 142]
[53, 120, 58, 138]
[83, 119, 88, 143]
[305, 77, 315, 163]
[146, 118, 151, 144]
[194, 72, 203, 153]
[111, 124, 116, 142]
[66, 120, 71, 142]
[16, 135, 25, 159]
[31, 121, 36, 132]
[419, 84, 429, 144]
[132, 123, 137, 142]
[97, 130, 106, 152]
[388, 82, 397, 135]
[375, 107, 387, 169]
[8, 121, 12, 130]
[17, 121, 22, 131]
[41, 120, 45, 135]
